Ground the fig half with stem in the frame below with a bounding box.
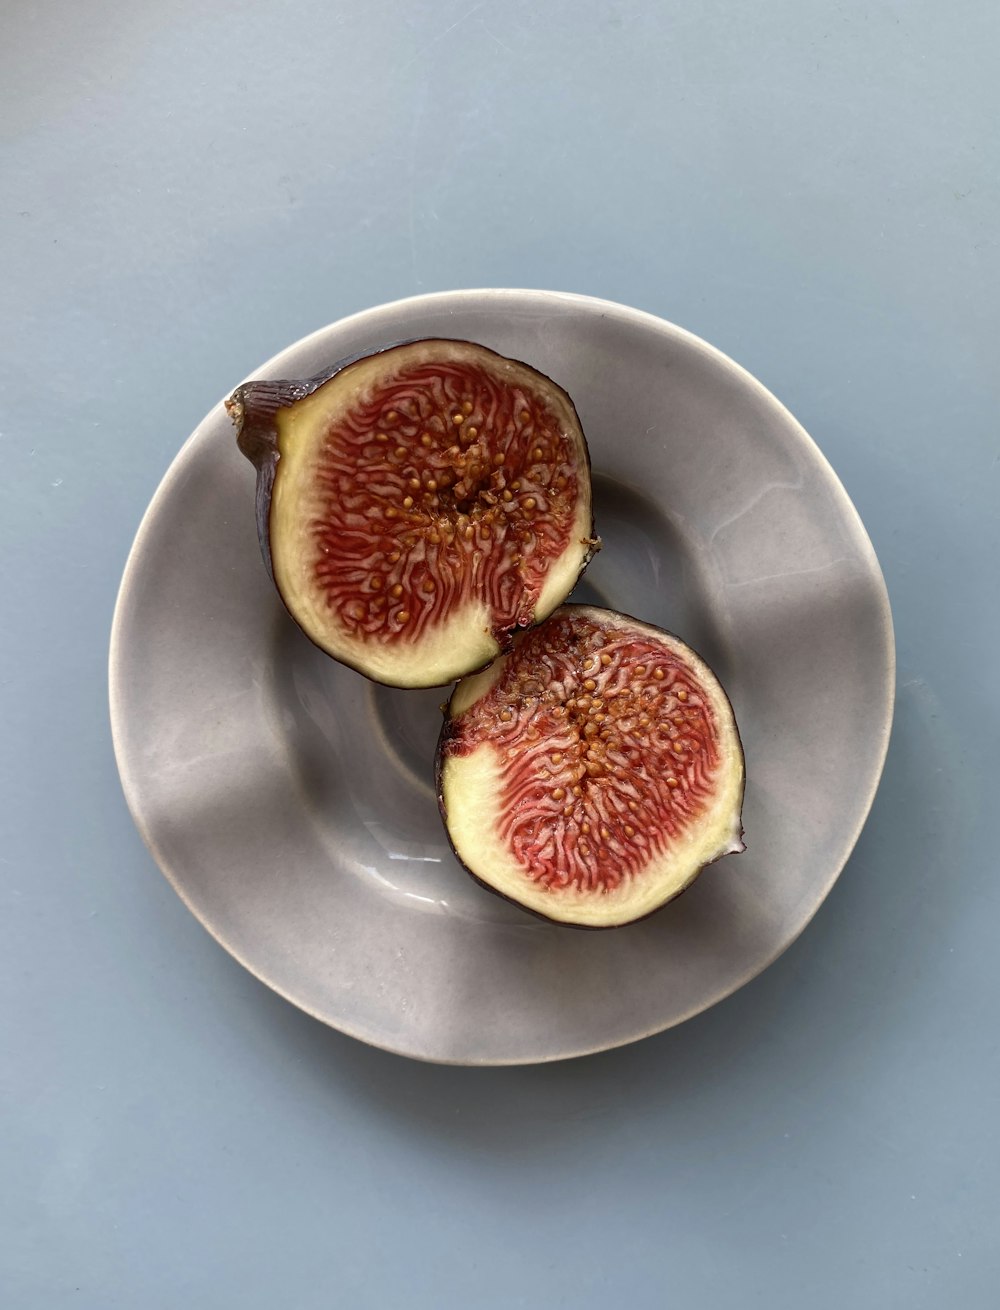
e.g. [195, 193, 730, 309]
[437, 605, 745, 927]
[228, 340, 596, 687]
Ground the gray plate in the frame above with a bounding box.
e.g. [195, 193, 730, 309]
[110, 290, 894, 1065]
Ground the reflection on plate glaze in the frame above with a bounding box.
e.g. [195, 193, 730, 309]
[271, 618, 524, 923]
[710, 478, 856, 590]
[361, 862, 448, 913]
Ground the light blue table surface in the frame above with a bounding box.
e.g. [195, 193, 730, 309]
[3, 2, 998, 1306]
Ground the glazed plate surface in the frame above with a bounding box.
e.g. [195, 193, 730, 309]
[110, 290, 894, 1064]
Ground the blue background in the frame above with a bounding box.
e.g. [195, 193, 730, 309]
[2, 2, 998, 1305]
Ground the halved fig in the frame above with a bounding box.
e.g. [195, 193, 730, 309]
[437, 605, 745, 927]
[227, 340, 596, 687]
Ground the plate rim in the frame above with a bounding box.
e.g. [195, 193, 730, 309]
[109, 287, 896, 1065]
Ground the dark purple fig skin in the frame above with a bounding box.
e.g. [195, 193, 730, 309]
[227, 340, 600, 687]
[434, 603, 746, 929]
[226, 344, 387, 580]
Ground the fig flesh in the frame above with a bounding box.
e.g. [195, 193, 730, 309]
[437, 605, 745, 927]
[228, 340, 596, 687]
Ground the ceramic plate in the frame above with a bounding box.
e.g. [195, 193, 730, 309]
[110, 290, 894, 1064]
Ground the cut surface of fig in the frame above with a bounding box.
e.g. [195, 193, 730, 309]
[228, 339, 595, 687]
[437, 605, 745, 927]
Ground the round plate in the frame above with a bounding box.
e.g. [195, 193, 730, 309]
[110, 290, 894, 1065]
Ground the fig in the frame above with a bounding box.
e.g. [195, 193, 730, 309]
[437, 605, 745, 927]
[228, 340, 596, 687]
